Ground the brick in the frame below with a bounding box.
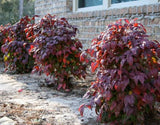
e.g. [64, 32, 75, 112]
[151, 17, 160, 25]
[148, 5, 153, 13]
[119, 8, 128, 15]
[137, 6, 142, 14]
[88, 12, 92, 18]
[91, 11, 95, 17]
[91, 20, 96, 26]
[158, 4, 160, 12]
[142, 5, 148, 14]
[94, 11, 99, 17]
[138, 20, 143, 25]
[128, 7, 132, 14]
[83, 12, 88, 18]
[84, 21, 89, 26]
[154, 26, 160, 34]
[143, 18, 149, 25]
[129, 7, 137, 14]
[106, 10, 112, 16]
[146, 26, 153, 34]
[154, 35, 160, 41]
[112, 9, 118, 16]
[133, 7, 138, 14]
[153, 4, 159, 13]
[101, 10, 106, 17]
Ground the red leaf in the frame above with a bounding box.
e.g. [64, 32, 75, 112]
[133, 87, 141, 95]
[46, 72, 50, 76]
[26, 32, 30, 38]
[90, 49, 94, 57]
[63, 65, 66, 67]
[35, 66, 39, 70]
[91, 62, 99, 72]
[85, 59, 89, 63]
[75, 53, 80, 57]
[29, 45, 34, 53]
[32, 15, 39, 20]
[24, 28, 29, 33]
[57, 84, 63, 90]
[118, 70, 122, 76]
[133, 18, 138, 22]
[80, 55, 85, 62]
[114, 85, 118, 90]
[18, 89, 23, 92]
[150, 88, 155, 93]
[71, 46, 76, 51]
[134, 23, 138, 27]
[86, 105, 92, 109]
[63, 58, 67, 64]
[79, 104, 85, 117]
[97, 41, 102, 45]
[125, 19, 130, 24]
[62, 83, 66, 90]
[119, 25, 122, 29]
[56, 51, 62, 56]
[137, 100, 144, 110]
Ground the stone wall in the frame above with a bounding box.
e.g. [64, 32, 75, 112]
[35, 0, 160, 49]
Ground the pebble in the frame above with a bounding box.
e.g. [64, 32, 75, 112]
[0, 117, 17, 125]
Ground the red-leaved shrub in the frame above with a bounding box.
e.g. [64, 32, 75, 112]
[1, 16, 35, 73]
[26, 14, 86, 90]
[0, 25, 9, 58]
[79, 19, 160, 124]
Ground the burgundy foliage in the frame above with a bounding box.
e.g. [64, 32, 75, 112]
[1, 16, 35, 73]
[26, 14, 86, 90]
[79, 19, 160, 124]
[0, 25, 9, 58]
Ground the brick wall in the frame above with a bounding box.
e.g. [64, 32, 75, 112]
[35, 0, 160, 49]
[35, 0, 72, 18]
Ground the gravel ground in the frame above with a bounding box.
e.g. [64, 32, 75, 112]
[0, 62, 159, 125]
[0, 62, 99, 125]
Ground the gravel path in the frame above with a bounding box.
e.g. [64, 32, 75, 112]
[0, 63, 99, 125]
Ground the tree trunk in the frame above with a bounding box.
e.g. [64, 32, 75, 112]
[19, 0, 24, 19]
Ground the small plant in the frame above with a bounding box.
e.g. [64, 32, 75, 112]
[27, 14, 86, 90]
[1, 16, 35, 73]
[79, 19, 160, 124]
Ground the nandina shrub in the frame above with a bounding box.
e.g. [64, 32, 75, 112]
[0, 25, 5, 58]
[1, 16, 35, 73]
[0, 25, 9, 59]
[79, 19, 160, 124]
[27, 14, 86, 90]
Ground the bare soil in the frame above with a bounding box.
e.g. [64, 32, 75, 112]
[0, 62, 98, 125]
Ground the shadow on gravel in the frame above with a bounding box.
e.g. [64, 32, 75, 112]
[0, 62, 99, 125]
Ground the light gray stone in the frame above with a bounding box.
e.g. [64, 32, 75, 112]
[0, 117, 16, 125]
